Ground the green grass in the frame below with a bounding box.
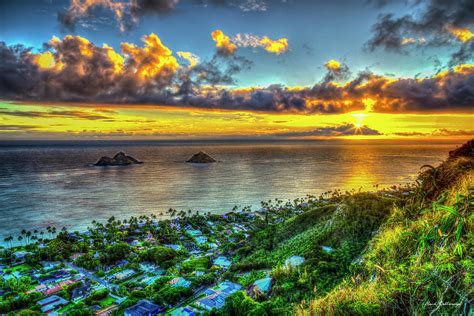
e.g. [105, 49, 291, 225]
[3, 264, 33, 273]
[301, 154, 473, 315]
[99, 296, 116, 308]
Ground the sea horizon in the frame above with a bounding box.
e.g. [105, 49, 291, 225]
[0, 140, 465, 243]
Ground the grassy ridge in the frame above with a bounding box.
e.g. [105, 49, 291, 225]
[222, 141, 473, 315]
[297, 142, 473, 315]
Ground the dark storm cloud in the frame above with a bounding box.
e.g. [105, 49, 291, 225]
[274, 123, 382, 138]
[367, 0, 474, 65]
[58, 0, 179, 32]
[449, 41, 474, 67]
[58, 0, 269, 32]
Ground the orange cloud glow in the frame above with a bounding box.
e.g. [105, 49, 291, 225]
[325, 59, 341, 71]
[259, 36, 288, 54]
[445, 25, 474, 43]
[31, 51, 57, 70]
[211, 30, 237, 56]
[177, 51, 200, 68]
[232, 33, 289, 55]
[122, 33, 179, 81]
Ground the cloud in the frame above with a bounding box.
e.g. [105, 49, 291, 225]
[58, 0, 270, 32]
[58, 0, 179, 32]
[0, 125, 40, 131]
[1, 36, 473, 115]
[0, 109, 115, 120]
[239, 0, 267, 12]
[233, 33, 289, 54]
[323, 59, 351, 82]
[211, 30, 237, 56]
[445, 25, 474, 43]
[274, 123, 382, 138]
[121, 33, 179, 81]
[177, 51, 200, 68]
[366, 0, 474, 65]
[212, 31, 289, 56]
[394, 129, 474, 137]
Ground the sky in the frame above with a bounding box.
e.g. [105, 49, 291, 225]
[0, 0, 472, 140]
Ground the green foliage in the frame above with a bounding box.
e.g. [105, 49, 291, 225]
[180, 256, 211, 274]
[101, 243, 131, 265]
[151, 285, 192, 306]
[306, 154, 473, 315]
[84, 288, 109, 306]
[140, 246, 178, 268]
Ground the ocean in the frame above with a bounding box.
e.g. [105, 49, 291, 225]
[0, 140, 457, 241]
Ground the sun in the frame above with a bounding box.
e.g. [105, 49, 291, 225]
[351, 113, 368, 128]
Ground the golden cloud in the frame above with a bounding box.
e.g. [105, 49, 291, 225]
[121, 33, 179, 81]
[325, 59, 342, 71]
[445, 25, 474, 43]
[211, 30, 237, 56]
[177, 51, 200, 68]
[258, 36, 288, 54]
[212, 31, 289, 55]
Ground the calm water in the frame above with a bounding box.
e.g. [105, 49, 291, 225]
[0, 141, 456, 240]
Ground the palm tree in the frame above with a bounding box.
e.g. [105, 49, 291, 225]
[17, 236, 23, 246]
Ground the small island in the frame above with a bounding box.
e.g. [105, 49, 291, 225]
[186, 151, 217, 163]
[94, 152, 143, 166]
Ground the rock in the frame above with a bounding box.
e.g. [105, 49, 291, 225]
[186, 151, 217, 163]
[94, 152, 143, 166]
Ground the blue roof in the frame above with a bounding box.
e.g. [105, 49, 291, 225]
[253, 277, 272, 292]
[285, 256, 305, 266]
[125, 299, 162, 315]
[322, 246, 333, 253]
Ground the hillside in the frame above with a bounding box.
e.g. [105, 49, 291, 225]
[299, 141, 473, 315]
[219, 140, 473, 315]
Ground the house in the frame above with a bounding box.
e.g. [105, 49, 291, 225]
[284, 256, 305, 267]
[169, 277, 191, 288]
[71, 282, 92, 302]
[248, 277, 272, 297]
[214, 280, 242, 294]
[195, 293, 227, 311]
[170, 306, 196, 316]
[129, 240, 140, 246]
[139, 263, 163, 274]
[213, 256, 231, 269]
[37, 295, 69, 314]
[141, 275, 161, 286]
[165, 244, 182, 251]
[195, 236, 208, 245]
[197, 280, 242, 310]
[187, 229, 202, 237]
[109, 269, 135, 281]
[321, 246, 333, 253]
[43, 279, 76, 296]
[13, 251, 31, 263]
[40, 261, 61, 271]
[124, 299, 162, 316]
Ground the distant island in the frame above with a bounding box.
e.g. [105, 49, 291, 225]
[186, 151, 217, 163]
[94, 152, 143, 166]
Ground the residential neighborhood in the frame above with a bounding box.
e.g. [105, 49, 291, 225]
[0, 199, 317, 315]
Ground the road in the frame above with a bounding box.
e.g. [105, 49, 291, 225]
[65, 261, 118, 290]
